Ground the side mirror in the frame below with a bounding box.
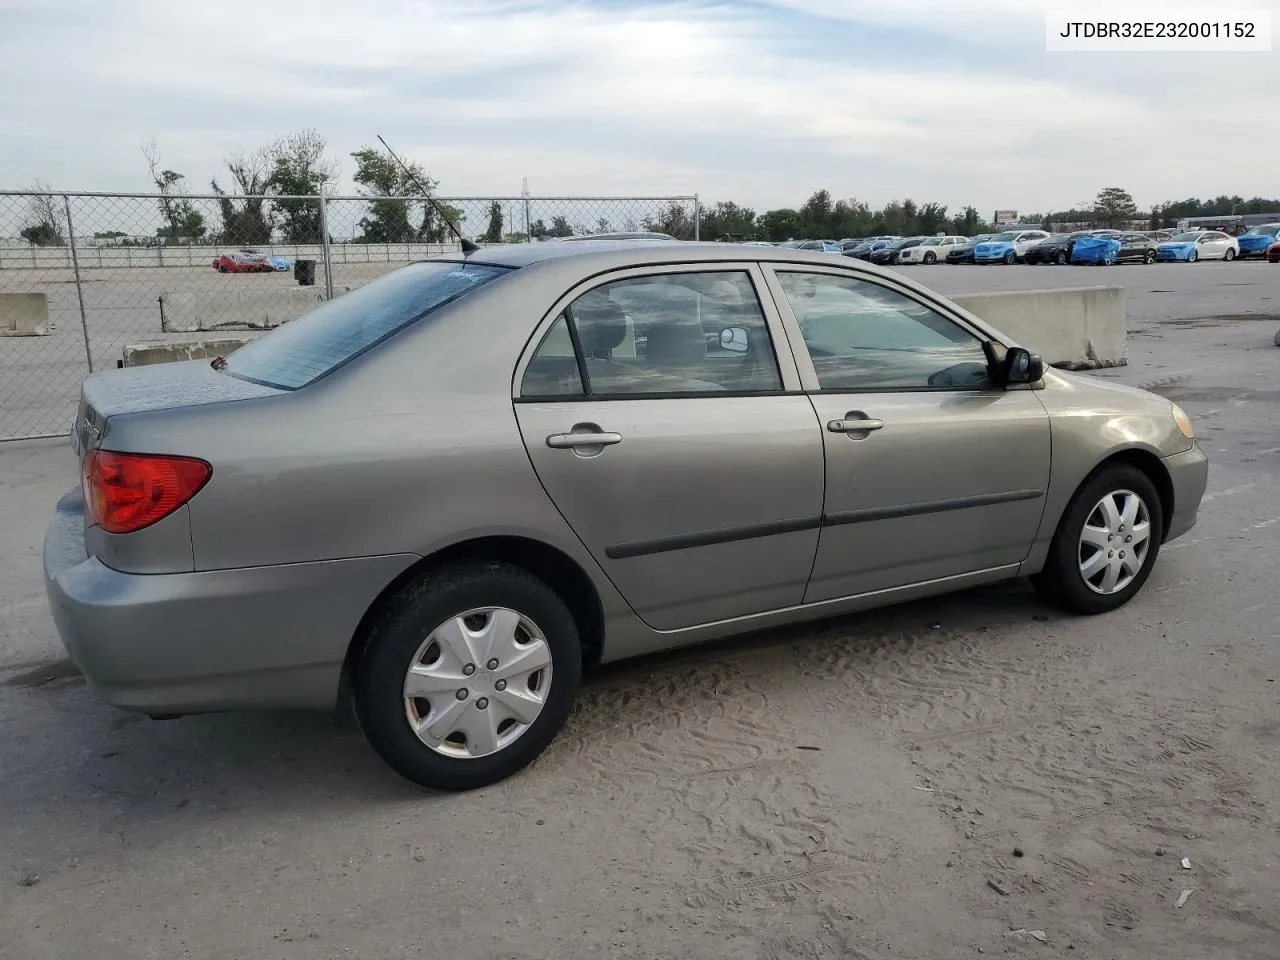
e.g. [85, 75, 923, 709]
[719, 326, 749, 353]
[1002, 346, 1044, 384]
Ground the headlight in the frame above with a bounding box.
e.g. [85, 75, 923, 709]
[1171, 403, 1195, 439]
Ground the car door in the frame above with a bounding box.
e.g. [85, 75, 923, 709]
[761, 266, 1052, 603]
[513, 265, 825, 631]
[1200, 232, 1227, 258]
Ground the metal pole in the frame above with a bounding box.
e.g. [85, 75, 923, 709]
[63, 196, 94, 373]
[318, 190, 335, 299]
[694, 194, 701, 241]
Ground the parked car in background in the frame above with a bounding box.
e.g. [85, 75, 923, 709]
[1267, 240, 1280, 263]
[45, 240, 1208, 791]
[1156, 231, 1240, 262]
[1112, 233, 1160, 264]
[847, 236, 898, 260]
[869, 237, 927, 265]
[267, 255, 291, 271]
[973, 230, 1052, 264]
[1236, 224, 1280, 259]
[212, 251, 275, 273]
[945, 234, 996, 264]
[896, 236, 968, 264]
[798, 240, 844, 254]
[1143, 229, 1179, 242]
[1024, 231, 1091, 265]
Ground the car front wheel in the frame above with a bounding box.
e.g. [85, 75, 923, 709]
[1033, 464, 1163, 615]
[355, 561, 582, 790]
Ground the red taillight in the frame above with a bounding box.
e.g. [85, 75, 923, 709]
[82, 451, 211, 534]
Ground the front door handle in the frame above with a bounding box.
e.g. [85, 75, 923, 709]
[546, 424, 623, 450]
[827, 415, 884, 434]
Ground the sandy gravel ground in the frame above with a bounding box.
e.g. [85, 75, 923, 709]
[0, 313, 1278, 959]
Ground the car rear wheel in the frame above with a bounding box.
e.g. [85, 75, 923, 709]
[1223, 248, 1236, 262]
[1144, 249, 1156, 264]
[923, 252, 937, 264]
[355, 561, 582, 791]
[1055, 250, 1068, 265]
[1032, 464, 1163, 615]
[1003, 251, 1016, 264]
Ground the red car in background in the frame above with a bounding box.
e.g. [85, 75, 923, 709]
[1268, 241, 1280, 263]
[212, 250, 274, 273]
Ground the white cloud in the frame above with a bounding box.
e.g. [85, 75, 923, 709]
[0, 0, 1274, 215]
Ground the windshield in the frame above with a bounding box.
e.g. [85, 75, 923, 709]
[1245, 224, 1280, 236]
[222, 261, 511, 390]
[1169, 232, 1201, 242]
[919, 238, 940, 246]
[991, 232, 1018, 242]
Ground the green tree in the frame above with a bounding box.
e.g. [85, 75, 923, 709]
[699, 200, 758, 240]
[19, 182, 65, 246]
[758, 208, 801, 242]
[643, 202, 696, 239]
[529, 218, 549, 239]
[350, 145, 444, 243]
[548, 216, 574, 238]
[916, 202, 949, 235]
[1094, 187, 1139, 228]
[210, 147, 274, 244]
[267, 129, 339, 243]
[482, 201, 504, 243]
[799, 189, 834, 237]
[143, 140, 206, 242]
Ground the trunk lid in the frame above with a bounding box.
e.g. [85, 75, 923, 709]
[72, 360, 283, 457]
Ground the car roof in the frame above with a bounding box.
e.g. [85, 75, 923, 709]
[440, 239, 879, 270]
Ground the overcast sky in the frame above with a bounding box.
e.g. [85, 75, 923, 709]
[1, 0, 1274, 214]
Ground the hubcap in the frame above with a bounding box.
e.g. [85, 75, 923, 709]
[402, 607, 553, 759]
[1078, 489, 1152, 595]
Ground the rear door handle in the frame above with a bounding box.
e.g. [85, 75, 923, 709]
[546, 430, 623, 449]
[827, 418, 884, 434]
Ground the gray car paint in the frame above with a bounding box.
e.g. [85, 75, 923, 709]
[45, 241, 1209, 715]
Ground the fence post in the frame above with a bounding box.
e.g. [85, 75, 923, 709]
[318, 190, 336, 300]
[693, 194, 701, 241]
[62, 195, 94, 373]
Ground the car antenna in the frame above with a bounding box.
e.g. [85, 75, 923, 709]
[376, 135, 479, 255]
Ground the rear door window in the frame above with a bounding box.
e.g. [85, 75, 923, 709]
[222, 261, 511, 389]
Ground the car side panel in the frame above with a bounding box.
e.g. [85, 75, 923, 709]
[1019, 369, 1197, 574]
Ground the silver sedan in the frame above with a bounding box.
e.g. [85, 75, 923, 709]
[45, 241, 1208, 790]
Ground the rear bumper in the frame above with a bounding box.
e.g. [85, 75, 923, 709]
[1162, 443, 1209, 543]
[43, 486, 417, 714]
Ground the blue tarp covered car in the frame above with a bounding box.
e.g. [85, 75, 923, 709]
[1070, 236, 1122, 265]
[972, 240, 1017, 263]
[1237, 224, 1280, 258]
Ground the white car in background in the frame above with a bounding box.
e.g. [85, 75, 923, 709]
[896, 235, 969, 264]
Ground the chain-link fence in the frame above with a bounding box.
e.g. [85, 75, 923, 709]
[0, 190, 699, 441]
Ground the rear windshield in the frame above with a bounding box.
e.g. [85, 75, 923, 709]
[222, 261, 511, 389]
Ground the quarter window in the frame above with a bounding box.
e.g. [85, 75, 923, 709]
[775, 272, 993, 391]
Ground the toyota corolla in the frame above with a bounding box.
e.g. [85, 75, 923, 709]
[45, 241, 1208, 791]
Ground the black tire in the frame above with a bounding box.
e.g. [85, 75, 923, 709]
[1224, 248, 1236, 262]
[355, 560, 582, 791]
[1032, 463, 1164, 615]
[923, 252, 936, 264]
[1055, 250, 1068, 265]
[1144, 249, 1156, 264]
[1188, 250, 1198, 262]
[1003, 251, 1016, 265]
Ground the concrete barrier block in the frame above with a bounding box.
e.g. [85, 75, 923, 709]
[0, 292, 50, 336]
[950, 285, 1126, 369]
[159, 287, 329, 332]
[122, 338, 251, 367]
